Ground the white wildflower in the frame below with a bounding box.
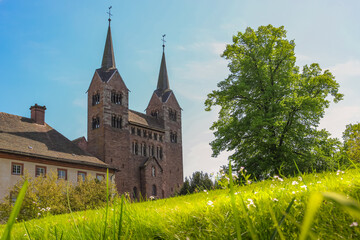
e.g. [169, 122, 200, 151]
[247, 180, 252, 185]
[317, 181, 321, 184]
[272, 198, 278, 202]
[247, 199, 256, 208]
[207, 200, 214, 206]
[292, 191, 296, 194]
[240, 166, 245, 171]
[278, 177, 284, 182]
[300, 185, 307, 190]
[203, 190, 207, 193]
[37, 213, 41, 216]
[298, 176, 303, 181]
[46, 207, 51, 211]
[350, 222, 358, 227]
[292, 181, 299, 185]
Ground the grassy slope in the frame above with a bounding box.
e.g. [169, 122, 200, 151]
[1, 169, 360, 239]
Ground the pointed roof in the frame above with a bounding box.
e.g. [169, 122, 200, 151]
[156, 51, 170, 92]
[101, 22, 116, 70]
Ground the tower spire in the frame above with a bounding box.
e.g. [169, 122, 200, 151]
[101, 6, 116, 70]
[157, 34, 170, 92]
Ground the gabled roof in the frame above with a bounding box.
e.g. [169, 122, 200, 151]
[128, 110, 164, 131]
[96, 68, 117, 83]
[140, 156, 163, 172]
[0, 112, 110, 169]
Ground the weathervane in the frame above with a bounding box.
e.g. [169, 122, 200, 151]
[107, 6, 113, 23]
[162, 34, 166, 52]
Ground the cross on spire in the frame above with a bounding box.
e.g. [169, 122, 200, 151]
[107, 6, 113, 23]
[162, 34, 166, 52]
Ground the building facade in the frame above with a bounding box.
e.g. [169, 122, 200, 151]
[84, 19, 183, 199]
[0, 105, 116, 199]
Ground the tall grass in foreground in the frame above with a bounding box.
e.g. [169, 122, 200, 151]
[2, 169, 360, 239]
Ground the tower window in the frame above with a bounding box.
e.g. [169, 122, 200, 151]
[159, 135, 163, 142]
[149, 131, 152, 139]
[131, 127, 135, 135]
[111, 91, 122, 105]
[170, 132, 177, 143]
[92, 117, 100, 129]
[143, 130, 147, 138]
[152, 166, 156, 177]
[137, 128, 141, 136]
[152, 184, 157, 196]
[154, 133, 158, 141]
[151, 145, 155, 156]
[142, 143, 147, 156]
[151, 110, 158, 118]
[111, 115, 122, 129]
[169, 109, 177, 121]
[92, 92, 100, 106]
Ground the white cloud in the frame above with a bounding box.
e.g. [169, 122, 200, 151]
[319, 105, 360, 140]
[330, 60, 360, 78]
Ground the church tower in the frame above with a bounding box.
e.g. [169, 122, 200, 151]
[87, 16, 130, 192]
[146, 43, 183, 197]
[86, 12, 183, 198]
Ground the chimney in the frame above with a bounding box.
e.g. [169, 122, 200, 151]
[30, 104, 46, 125]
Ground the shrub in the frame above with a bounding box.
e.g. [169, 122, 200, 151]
[0, 171, 116, 222]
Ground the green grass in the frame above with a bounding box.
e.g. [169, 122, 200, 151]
[1, 169, 360, 239]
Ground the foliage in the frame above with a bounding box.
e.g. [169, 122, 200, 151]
[178, 171, 214, 195]
[1, 169, 360, 239]
[0, 172, 115, 222]
[205, 25, 343, 178]
[343, 123, 360, 162]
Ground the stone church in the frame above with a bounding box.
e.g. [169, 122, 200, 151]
[78, 18, 183, 199]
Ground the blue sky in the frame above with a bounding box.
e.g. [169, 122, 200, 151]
[1, 0, 359, 177]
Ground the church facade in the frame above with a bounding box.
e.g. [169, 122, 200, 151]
[82, 19, 183, 199]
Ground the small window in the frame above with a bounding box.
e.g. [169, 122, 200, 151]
[92, 117, 100, 129]
[58, 169, 67, 180]
[92, 92, 100, 106]
[111, 91, 122, 105]
[149, 131, 152, 139]
[131, 127, 135, 135]
[152, 166, 156, 177]
[96, 174, 105, 181]
[11, 163, 23, 175]
[169, 108, 177, 121]
[111, 115, 122, 129]
[152, 185, 157, 196]
[159, 135, 163, 142]
[151, 110, 158, 118]
[132, 142, 139, 155]
[154, 133, 158, 141]
[151, 145, 155, 156]
[137, 128, 141, 136]
[160, 147, 163, 160]
[77, 171, 87, 182]
[142, 143, 147, 156]
[143, 130, 147, 138]
[35, 166, 46, 177]
[170, 132, 177, 143]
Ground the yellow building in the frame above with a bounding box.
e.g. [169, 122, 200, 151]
[0, 105, 116, 200]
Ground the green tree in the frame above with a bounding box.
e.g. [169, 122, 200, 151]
[178, 171, 214, 195]
[205, 25, 343, 178]
[343, 123, 360, 162]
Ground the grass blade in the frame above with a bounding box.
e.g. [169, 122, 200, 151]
[1, 180, 28, 240]
[322, 192, 360, 219]
[270, 197, 295, 240]
[299, 192, 323, 240]
[228, 161, 242, 240]
[118, 194, 125, 240]
[269, 207, 285, 240]
[102, 169, 109, 240]
[23, 221, 32, 240]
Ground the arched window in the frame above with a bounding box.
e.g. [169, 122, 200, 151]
[143, 143, 147, 156]
[170, 131, 177, 143]
[152, 184, 157, 196]
[92, 92, 100, 106]
[135, 142, 139, 155]
[111, 115, 122, 129]
[151, 166, 156, 177]
[151, 145, 155, 156]
[111, 91, 122, 105]
[92, 117, 100, 129]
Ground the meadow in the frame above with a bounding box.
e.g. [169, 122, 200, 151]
[1, 168, 360, 239]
